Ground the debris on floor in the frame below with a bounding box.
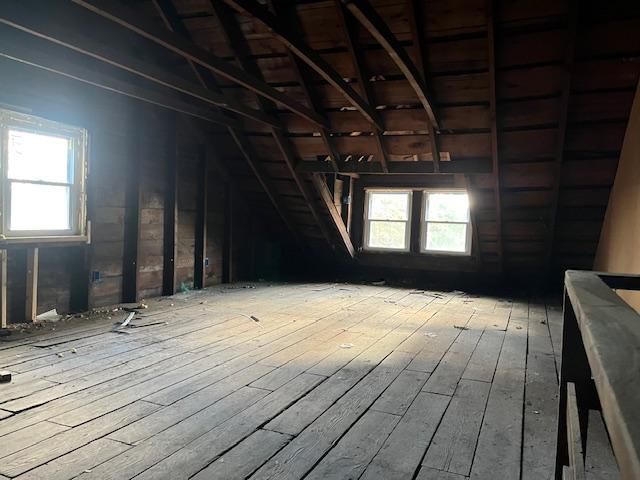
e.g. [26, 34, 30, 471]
[36, 308, 63, 322]
[424, 332, 438, 338]
[339, 343, 354, 349]
[454, 325, 469, 330]
[0, 371, 12, 383]
[371, 280, 386, 286]
[240, 314, 264, 328]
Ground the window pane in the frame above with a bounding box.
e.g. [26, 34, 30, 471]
[8, 129, 72, 183]
[426, 223, 467, 253]
[368, 221, 407, 249]
[368, 192, 410, 220]
[10, 183, 71, 231]
[426, 192, 469, 222]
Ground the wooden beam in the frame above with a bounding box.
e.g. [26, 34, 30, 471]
[406, 0, 441, 173]
[222, 183, 234, 284]
[296, 158, 492, 175]
[312, 174, 356, 258]
[69, 0, 328, 128]
[487, 0, 503, 272]
[464, 175, 482, 268]
[334, 1, 389, 173]
[0, 250, 6, 328]
[0, 7, 279, 128]
[25, 248, 38, 322]
[546, 1, 579, 271]
[220, 0, 382, 130]
[194, 145, 208, 290]
[122, 134, 141, 303]
[341, 0, 439, 129]
[211, 0, 334, 249]
[0, 27, 238, 128]
[162, 114, 178, 297]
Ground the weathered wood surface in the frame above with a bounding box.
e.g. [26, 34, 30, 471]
[0, 283, 559, 479]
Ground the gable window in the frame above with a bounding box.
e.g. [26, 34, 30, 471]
[0, 109, 88, 243]
[363, 190, 412, 251]
[421, 190, 471, 255]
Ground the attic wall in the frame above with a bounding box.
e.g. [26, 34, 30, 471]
[594, 81, 640, 311]
[0, 58, 267, 323]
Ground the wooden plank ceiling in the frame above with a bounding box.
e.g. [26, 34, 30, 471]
[4, 0, 640, 276]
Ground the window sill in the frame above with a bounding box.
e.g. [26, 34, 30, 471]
[0, 235, 89, 249]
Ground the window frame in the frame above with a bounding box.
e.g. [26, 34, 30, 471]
[420, 189, 472, 256]
[0, 108, 88, 244]
[363, 189, 413, 253]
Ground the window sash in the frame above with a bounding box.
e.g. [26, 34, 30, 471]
[363, 190, 412, 252]
[421, 190, 472, 256]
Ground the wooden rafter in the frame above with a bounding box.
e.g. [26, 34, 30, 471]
[270, 0, 341, 172]
[0, 3, 280, 128]
[406, 0, 441, 173]
[219, 0, 383, 131]
[152, 0, 301, 243]
[0, 27, 238, 128]
[487, 0, 503, 272]
[211, 0, 335, 251]
[312, 174, 356, 258]
[341, 0, 439, 130]
[545, 0, 580, 271]
[69, 0, 328, 128]
[335, 1, 389, 173]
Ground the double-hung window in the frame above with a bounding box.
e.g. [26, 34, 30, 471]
[0, 109, 88, 242]
[421, 190, 471, 255]
[363, 190, 412, 251]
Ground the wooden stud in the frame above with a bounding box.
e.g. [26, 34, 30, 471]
[194, 145, 208, 290]
[220, 0, 382, 130]
[0, 250, 7, 328]
[312, 174, 355, 258]
[464, 175, 482, 268]
[410, 190, 423, 253]
[122, 132, 141, 304]
[24, 247, 39, 322]
[162, 114, 178, 297]
[341, 0, 439, 129]
[222, 183, 234, 284]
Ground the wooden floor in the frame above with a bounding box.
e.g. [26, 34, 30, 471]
[0, 283, 562, 480]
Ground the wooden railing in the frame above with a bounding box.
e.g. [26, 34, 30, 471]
[556, 270, 640, 479]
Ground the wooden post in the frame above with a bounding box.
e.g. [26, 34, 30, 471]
[193, 145, 208, 290]
[410, 190, 423, 253]
[162, 113, 178, 296]
[25, 247, 39, 322]
[122, 134, 141, 303]
[0, 250, 7, 328]
[222, 183, 234, 284]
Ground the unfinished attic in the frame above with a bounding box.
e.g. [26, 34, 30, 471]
[0, 0, 639, 478]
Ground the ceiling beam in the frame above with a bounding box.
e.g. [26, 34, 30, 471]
[211, 0, 336, 250]
[69, 0, 328, 128]
[151, 0, 301, 243]
[406, 0, 441, 173]
[0, 27, 236, 128]
[341, 0, 439, 130]
[487, 0, 503, 272]
[545, 0, 580, 272]
[312, 174, 356, 258]
[296, 158, 492, 175]
[0, 2, 280, 128]
[270, 0, 341, 172]
[219, 0, 383, 131]
[335, 1, 389, 173]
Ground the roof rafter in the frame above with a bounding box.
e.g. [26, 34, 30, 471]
[210, 0, 336, 251]
[219, 0, 383, 131]
[69, 0, 328, 128]
[341, 0, 439, 130]
[151, 0, 302, 243]
[335, 1, 389, 173]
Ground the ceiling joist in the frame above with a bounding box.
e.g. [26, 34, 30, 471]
[219, 0, 383, 131]
[70, 0, 329, 128]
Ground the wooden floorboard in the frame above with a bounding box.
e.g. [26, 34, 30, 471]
[0, 283, 560, 480]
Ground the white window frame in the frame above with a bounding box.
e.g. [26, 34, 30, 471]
[0, 108, 88, 244]
[421, 189, 472, 256]
[363, 189, 412, 252]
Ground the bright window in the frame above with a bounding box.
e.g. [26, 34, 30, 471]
[1, 109, 87, 242]
[364, 190, 411, 251]
[421, 191, 471, 255]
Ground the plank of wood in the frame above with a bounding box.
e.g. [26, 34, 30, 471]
[0, 400, 160, 477]
[306, 410, 400, 480]
[360, 392, 450, 480]
[461, 328, 505, 383]
[0, 420, 69, 459]
[416, 467, 466, 480]
[567, 382, 587, 480]
[15, 438, 130, 480]
[469, 317, 527, 480]
[422, 379, 491, 476]
[191, 429, 291, 480]
[371, 370, 429, 416]
[585, 410, 619, 480]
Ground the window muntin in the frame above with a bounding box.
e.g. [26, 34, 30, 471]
[364, 190, 411, 251]
[421, 190, 471, 255]
[0, 109, 87, 241]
